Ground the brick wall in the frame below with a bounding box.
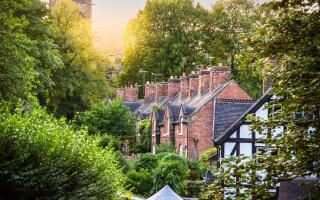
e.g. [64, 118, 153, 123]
[188, 101, 214, 160]
[180, 73, 189, 101]
[199, 69, 210, 95]
[210, 66, 231, 91]
[168, 77, 181, 101]
[124, 85, 139, 102]
[189, 72, 199, 98]
[216, 81, 252, 100]
[144, 82, 156, 103]
[115, 88, 124, 100]
[155, 82, 168, 100]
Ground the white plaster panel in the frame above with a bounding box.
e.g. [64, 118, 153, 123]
[240, 125, 252, 138]
[240, 143, 252, 156]
[224, 142, 236, 157]
[230, 131, 237, 138]
[256, 103, 268, 120]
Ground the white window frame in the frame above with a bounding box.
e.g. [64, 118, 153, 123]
[179, 144, 184, 157]
[179, 119, 183, 136]
[164, 118, 170, 136]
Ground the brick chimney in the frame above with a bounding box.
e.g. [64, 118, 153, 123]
[198, 67, 210, 95]
[189, 72, 199, 98]
[115, 88, 124, 100]
[144, 81, 156, 103]
[155, 82, 168, 100]
[180, 73, 189, 101]
[168, 76, 181, 101]
[124, 84, 139, 102]
[210, 66, 231, 91]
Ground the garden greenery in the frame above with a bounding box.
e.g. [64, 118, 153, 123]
[0, 104, 124, 199]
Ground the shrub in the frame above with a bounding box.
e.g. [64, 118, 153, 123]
[135, 153, 158, 172]
[131, 119, 152, 154]
[187, 160, 209, 179]
[76, 100, 136, 137]
[185, 180, 205, 198]
[156, 142, 175, 154]
[0, 105, 124, 199]
[152, 159, 189, 195]
[126, 169, 153, 197]
[100, 134, 122, 151]
[200, 147, 217, 163]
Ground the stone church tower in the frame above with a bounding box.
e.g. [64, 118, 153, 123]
[49, 0, 92, 19]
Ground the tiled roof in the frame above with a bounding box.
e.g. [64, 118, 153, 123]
[124, 100, 144, 115]
[278, 177, 320, 200]
[213, 100, 254, 140]
[215, 90, 272, 144]
[168, 104, 181, 122]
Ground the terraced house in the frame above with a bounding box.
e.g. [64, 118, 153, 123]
[116, 65, 255, 160]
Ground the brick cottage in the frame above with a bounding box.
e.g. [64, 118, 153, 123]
[116, 66, 254, 160]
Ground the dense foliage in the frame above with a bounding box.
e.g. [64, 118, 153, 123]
[119, 0, 262, 98]
[0, 0, 61, 102]
[77, 100, 136, 137]
[0, 104, 123, 199]
[155, 142, 175, 154]
[131, 119, 152, 153]
[47, 0, 110, 118]
[204, 0, 320, 199]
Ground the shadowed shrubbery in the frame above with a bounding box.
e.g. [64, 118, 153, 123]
[0, 104, 124, 199]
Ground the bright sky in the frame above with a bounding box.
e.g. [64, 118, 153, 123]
[92, 0, 213, 53]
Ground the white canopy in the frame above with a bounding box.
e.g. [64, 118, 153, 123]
[147, 185, 183, 200]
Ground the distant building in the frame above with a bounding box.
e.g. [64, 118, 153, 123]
[116, 65, 254, 160]
[49, 0, 92, 19]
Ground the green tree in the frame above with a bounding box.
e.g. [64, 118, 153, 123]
[119, 0, 209, 86]
[152, 155, 189, 195]
[77, 100, 136, 138]
[207, 0, 262, 98]
[0, 0, 61, 102]
[132, 119, 152, 153]
[0, 103, 123, 199]
[47, 0, 110, 118]
[205, 0, 320, 198]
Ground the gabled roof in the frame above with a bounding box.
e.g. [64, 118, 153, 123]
[213, 100, 254, 140]
[147, 185, 183, 200]
[215, 90, 272, 144]
[186, 82, 230, 117]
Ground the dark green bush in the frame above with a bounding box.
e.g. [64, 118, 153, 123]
[135, 153, 158, 172]
[187, 160, 209, 179]
[0, 106, 124, 199]
[126, 169, 153, 197]
[152, 159, 189, 195]
[185, 180, 205, 198]
[156, 142, 175, 154]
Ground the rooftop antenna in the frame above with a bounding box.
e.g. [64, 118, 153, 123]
[206, 54, 214, 65]
[152, 72, 163, 83]
[181, 57, 187, 73]
[139, 69, 148, 90]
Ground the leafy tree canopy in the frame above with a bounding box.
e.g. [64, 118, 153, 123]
[47, 0, 111, 118]
[0, 0, 62, 102]
[76, 100, 136, 137]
